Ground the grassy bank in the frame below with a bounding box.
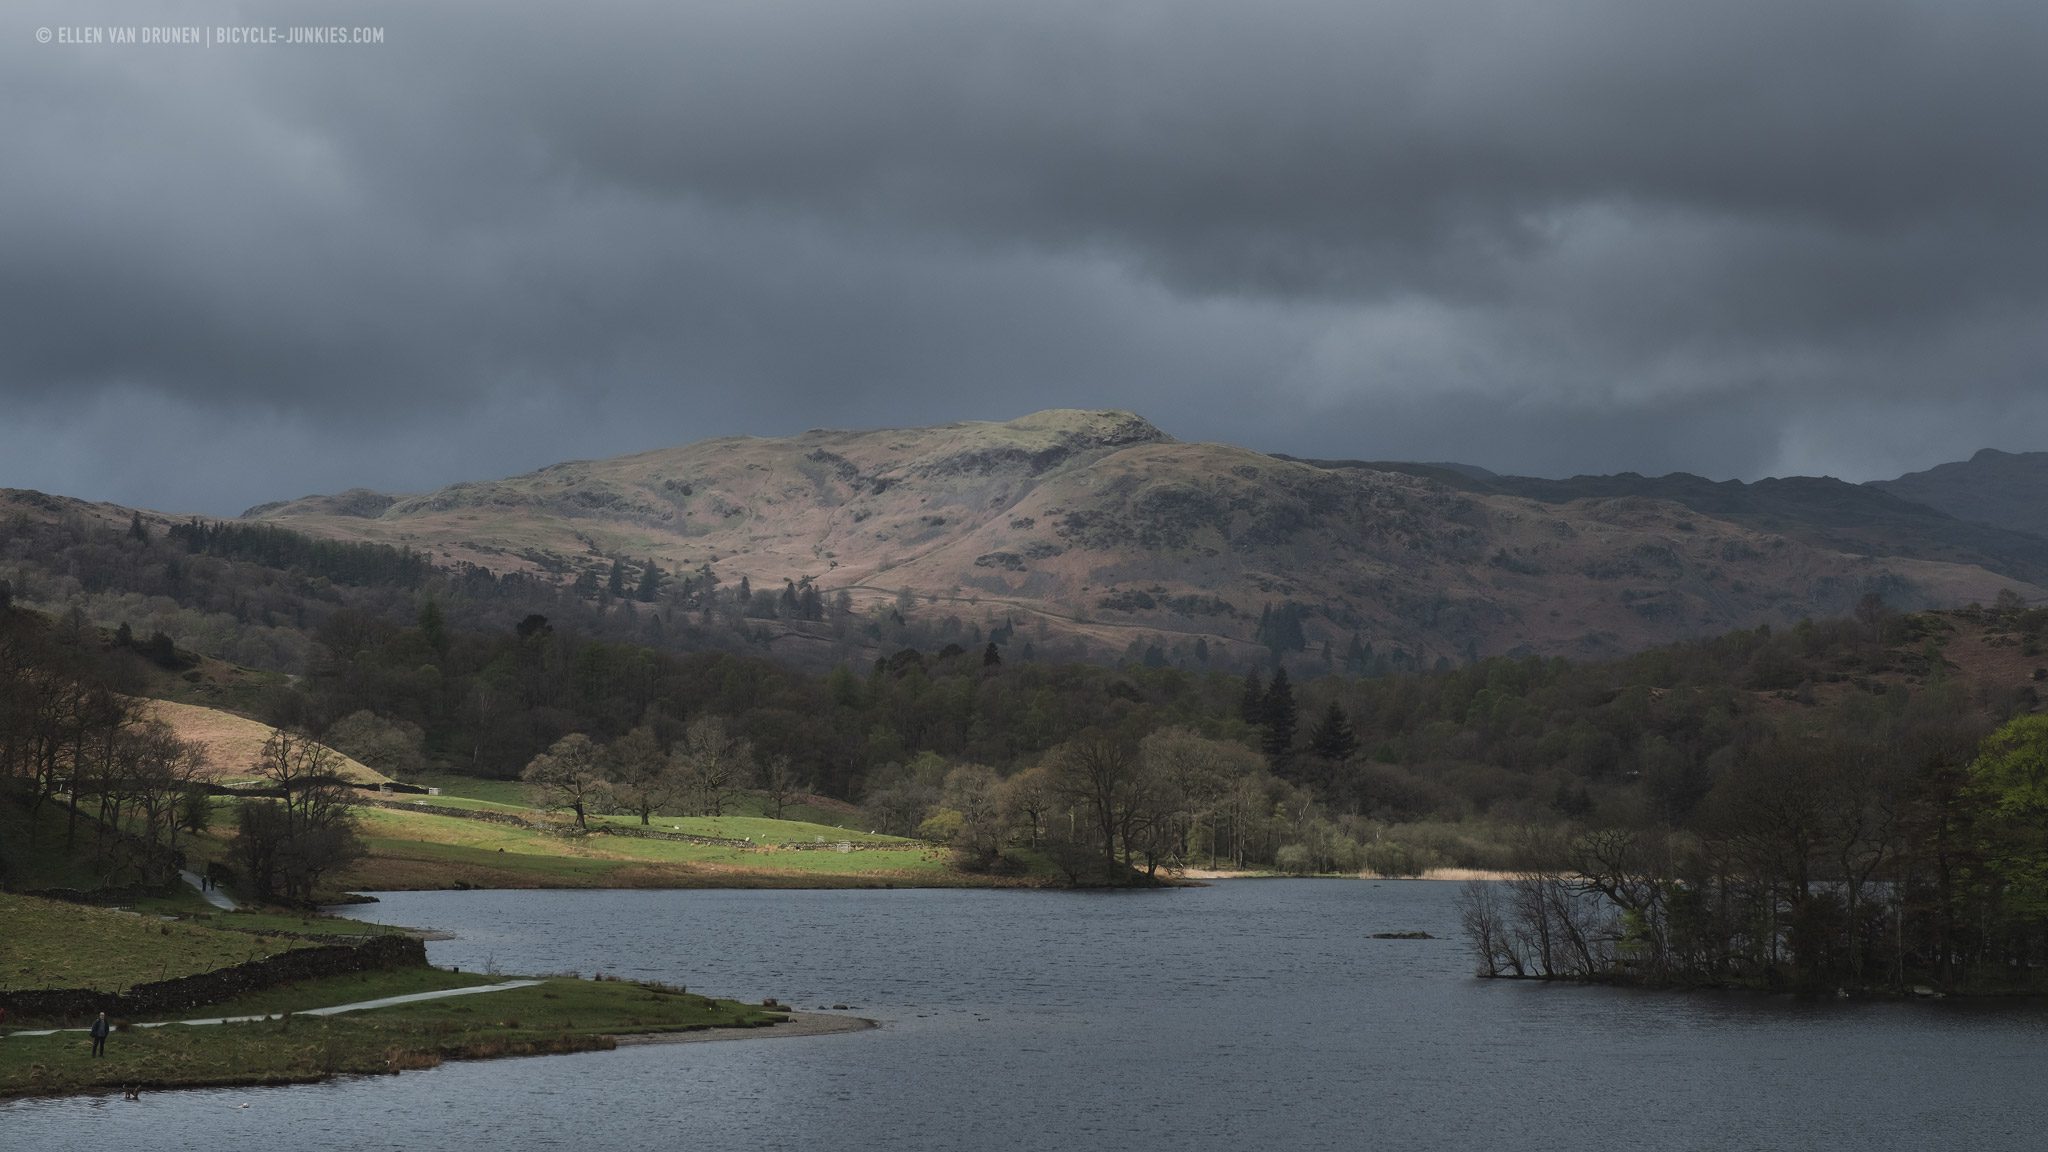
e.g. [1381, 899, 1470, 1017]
[0, 890, 799, 1099]
[0, 976, 786, 1098]
[0, 893, 311, 994]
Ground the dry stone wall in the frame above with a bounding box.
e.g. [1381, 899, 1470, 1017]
[0, 934, 426, 1023]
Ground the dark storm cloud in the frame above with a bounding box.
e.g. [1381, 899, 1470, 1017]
[5, 0, 2048, 512]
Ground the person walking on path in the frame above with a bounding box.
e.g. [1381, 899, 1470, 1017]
[90, 1012, 110, 1057]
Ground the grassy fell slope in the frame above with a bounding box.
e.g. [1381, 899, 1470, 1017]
[146, 699, 392, 786]
[244, 411, 2043, 663]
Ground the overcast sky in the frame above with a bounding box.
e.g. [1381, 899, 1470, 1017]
[7, 0, 2048, 514]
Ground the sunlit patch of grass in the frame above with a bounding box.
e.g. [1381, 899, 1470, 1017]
[340, 806, 984, 889]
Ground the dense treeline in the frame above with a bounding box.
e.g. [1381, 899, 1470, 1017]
[0, 602, 212, 888]
[1461, 701, 2048, 993]
[0, 509, 1099, 677]
[286, 600, 1249, 796]
[15, 507, 2048, 905]
[165, 519, 434, 589]
[224, 587, 1392, 879]
[276, 586, 2048, 888]
[0, 598, 365, 901]
[1289, 601, 2038, 826]
[1454, 597, 2048, 993]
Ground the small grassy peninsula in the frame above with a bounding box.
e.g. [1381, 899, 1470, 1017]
[0, 891, 800, 1099]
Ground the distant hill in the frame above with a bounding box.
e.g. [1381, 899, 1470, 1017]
[235, 409, 2042, 667]
[1294, 459, 2048, 587]
[1867, 449, 2048, 539]
[242, 488, 399, 520]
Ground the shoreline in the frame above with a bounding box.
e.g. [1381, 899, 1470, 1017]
[1177, 866, 1515, 882]
[613, 1011, 876, 1044]
[0, 1006, 878, 1101]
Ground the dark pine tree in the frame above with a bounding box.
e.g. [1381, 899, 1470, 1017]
[142, 630, 179, 668]
[128, 511, 149, 542]
[637, 560, 662, 602]
[1308, 700, 1359, 764]
[1240, 669, 1267, 726]
[608, 560, 626, 597]
[1262, 668, 1298, 770]
[419, 598, 448, 657]
[983, 641, 1002, 667]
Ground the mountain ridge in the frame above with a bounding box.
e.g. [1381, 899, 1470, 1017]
[225, 409, 2044, 667]
[1867, 448, 2048, 539]
[1286, 457, 2048, 586]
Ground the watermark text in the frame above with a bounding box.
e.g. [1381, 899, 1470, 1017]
[36, 25, 386, 46]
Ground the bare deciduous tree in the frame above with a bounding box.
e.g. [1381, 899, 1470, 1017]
[760, 753, 802, 819]
[232, 727, 363, 903]
[1001, 764, 1054, 847]
[522, 732, 611, 830]
[674, 716, 752, 817]
[606, 725, 675, 825]
[1047, 729, 1145, 873]
[940, 764, 1006, 862]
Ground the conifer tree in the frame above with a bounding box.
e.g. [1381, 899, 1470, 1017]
[419, 598, 448, 657]
[1240, 669, 1266, 726]
[637, 559, 662, 602]
[1308, 699, 1359, 764]
[1262, 668, 1298, 769]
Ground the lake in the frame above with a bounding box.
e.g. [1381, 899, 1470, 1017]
[7, 880, 2047, 1150]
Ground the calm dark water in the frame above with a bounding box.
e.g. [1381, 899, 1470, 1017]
[7, 881, 2047, 1151]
